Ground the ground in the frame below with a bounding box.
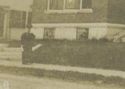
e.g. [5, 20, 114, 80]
[0, 73, 124, 89]
[5, 40, 125, 88]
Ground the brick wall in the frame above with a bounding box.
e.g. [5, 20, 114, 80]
[108, 0, 125, 24]
[32, 0, 109, 23]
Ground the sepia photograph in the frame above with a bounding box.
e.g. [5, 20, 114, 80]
[0, 0, 125, 89]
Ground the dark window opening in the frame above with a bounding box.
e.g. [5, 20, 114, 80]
[10, 10, 26, 28]
[77, 28, 89, 40]
[44, 28, 55, 39]
[9, 10, 32, 28]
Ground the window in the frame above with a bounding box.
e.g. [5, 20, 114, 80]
[10, 10, 26, 28]
[49, 0, 63, 10]
[9, 10, 32, 28]
[76, 28, 89, 40]
[47, 0, 92, 12]
[65, 0, 80, 9]
[44, 28, 55, 39]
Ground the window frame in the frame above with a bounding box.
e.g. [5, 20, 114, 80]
[46, 0, 93, 13]
[9, 10, 26, 28]
[9, 10, 31, 28]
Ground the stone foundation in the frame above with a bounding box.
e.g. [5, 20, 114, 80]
[31, 23, 125, 41]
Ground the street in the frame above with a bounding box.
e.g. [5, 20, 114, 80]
[0, 73, 124, 89]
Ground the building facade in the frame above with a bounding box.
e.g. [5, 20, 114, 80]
[0, 0, 33, 40]
[31, 0, 125, 40]
[0, 7, 32, 40]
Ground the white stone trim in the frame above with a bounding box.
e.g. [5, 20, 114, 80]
[107, 23, 125, 28]
[45, 9, 93, 14]
[32, 23, 125, 28]
[63, 0, 66, 9]
[25, 11, 29, 26]
[47, 0, 50, 11]
[32, 23, 107, 28]
[3, 9, 10, 40]
[80, 0, 83, 10]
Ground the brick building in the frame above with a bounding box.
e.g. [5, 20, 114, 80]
[31, 0, 125, 40]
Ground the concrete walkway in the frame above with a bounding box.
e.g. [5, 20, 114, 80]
[0, 60, 125, 79]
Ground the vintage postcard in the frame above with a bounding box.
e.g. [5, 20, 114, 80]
[0, 0, 125, 89]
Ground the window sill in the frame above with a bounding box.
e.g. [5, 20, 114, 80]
[45, 9, 93, 14]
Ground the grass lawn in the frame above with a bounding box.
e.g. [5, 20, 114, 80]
[8, 40, 125, 71]
[5, 40, 125, 86]
[30, 40, 125, 71]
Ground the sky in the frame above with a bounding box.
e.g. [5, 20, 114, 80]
[0, 0, 33, 11]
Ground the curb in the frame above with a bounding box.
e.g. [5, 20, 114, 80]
[0, 60, 125, 86]
[0, 60, 125, 79]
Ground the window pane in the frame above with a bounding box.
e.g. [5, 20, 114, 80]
[82, 0, 92, 8]
[50, 0, 63, 10]
[77, 28, 89, 40]
[65, 0, 80, 9]
[10, 10, 26, 28]
[44, 28, 55, 39]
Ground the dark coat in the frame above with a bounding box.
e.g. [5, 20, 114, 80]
[21, 32, 36, 64]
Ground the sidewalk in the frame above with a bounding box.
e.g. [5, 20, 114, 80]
[0, 60, 125, 79]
